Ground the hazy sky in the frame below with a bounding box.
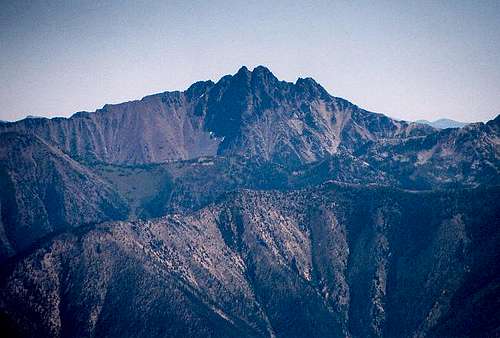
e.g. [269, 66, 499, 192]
[1, 0, 499, 122]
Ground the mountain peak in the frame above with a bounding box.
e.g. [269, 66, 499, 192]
[233, 65, 276, 81]
[253, 65, 273, 74]
[185, 80, 214, 99]
[295, 77, 330, 100]
[235, 65, 251, 77]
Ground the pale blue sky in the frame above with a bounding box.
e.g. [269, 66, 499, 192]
[1, 0, 499, 122]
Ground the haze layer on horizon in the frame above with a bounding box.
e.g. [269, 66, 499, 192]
[1, 0, 499, 122]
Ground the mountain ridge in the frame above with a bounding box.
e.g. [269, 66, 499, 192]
[1, 183, 498, 337]
[0, 66, 499, 338]
[0, 131, 129, 261]
[0, 66, 435, 166]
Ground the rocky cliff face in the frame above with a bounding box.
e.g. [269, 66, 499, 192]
[2, 67, 497, 187]
[361, 116, 500, 188]
[0, 66, 499, 337]
[1, 185, 498, 337]
[0, 66, 433, 166]
[0, 87, 219, 164]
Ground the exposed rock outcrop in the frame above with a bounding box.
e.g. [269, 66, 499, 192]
[1, 185, 498, 337]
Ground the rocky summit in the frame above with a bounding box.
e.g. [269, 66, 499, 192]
[0, 66, 499, 338]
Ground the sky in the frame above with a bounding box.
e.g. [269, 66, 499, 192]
[1, 0, 499, 122]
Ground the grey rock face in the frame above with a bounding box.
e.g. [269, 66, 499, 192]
[0, 67, 431, 167]
[2, 67, 497, 188]
[361, 116, 500, 188]
[0, 85, 220, 164]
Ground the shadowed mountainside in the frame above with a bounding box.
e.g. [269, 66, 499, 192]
[0, 132, 129, 261]
[1, 184, 498, 337]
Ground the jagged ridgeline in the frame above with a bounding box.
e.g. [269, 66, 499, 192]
[0, 66, 499, 338]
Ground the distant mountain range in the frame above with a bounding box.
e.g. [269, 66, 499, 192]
[416, 118, 468, 129]
[0, 66, 499, 338]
